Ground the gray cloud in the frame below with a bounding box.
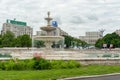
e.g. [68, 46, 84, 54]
[87, 15, 99, 21]
[0, 0, 120, 37]
[70, 16, 86, 24]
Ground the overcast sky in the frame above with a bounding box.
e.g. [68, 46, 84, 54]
[0, 0, 120, 37]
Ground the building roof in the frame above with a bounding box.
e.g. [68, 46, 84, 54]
[6, 19, 27, 26]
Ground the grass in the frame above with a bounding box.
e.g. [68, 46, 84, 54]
[0, 65, 120, 80]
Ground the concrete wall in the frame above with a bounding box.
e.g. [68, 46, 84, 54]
[78, 59, 120, 65]
[1, 48, 120, 65]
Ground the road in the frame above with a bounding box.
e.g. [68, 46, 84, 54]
[62, 74, 120, 80]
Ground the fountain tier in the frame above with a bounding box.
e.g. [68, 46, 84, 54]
[34, 12, 64, 49]
[41, 26, 56, 32]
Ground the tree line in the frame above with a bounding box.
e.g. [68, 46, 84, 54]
[0, 31, 87, 48]
[0, 31, 31, 48]
[63, 35, 87, 48]
[95, 32, 120, 48]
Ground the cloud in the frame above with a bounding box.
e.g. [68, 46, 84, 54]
[53, 16, 62, 25]
[87, 14, 99, 21]
[0, 0, 120, 37]
[70, 16, 86, 24]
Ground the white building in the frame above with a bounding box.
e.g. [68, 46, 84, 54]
[79, 31, 103, 45]
[115, 29, 120, 36]
[1, 19, 33, 38]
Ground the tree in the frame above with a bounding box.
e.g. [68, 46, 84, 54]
[1, 31, 32, 47]
[0, 35, 2, 47]
[11, 35, 31, 47]
[63, 35, 73, 48]
[34, 40, 44, 48]
[13, 36, 22, 47]
[95, 39, 105, 48]
[2, 31, 15, 47]
[81, 41, 87, 48]
[18, 34, 32, 47]
[95, 32, 120, 48]
[111, 39, 120, 48]
[63, 35, 87, 48]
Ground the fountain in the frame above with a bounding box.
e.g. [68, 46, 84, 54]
[34, 12, 64, 49]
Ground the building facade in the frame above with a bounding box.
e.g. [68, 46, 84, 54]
[1, 19, 33, 38]
[115, 29, 120, 36]
[79, 31, 103, 45]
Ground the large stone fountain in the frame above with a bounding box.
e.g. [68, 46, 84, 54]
[34, 12, 64, 49]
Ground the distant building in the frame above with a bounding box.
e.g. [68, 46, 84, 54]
[1, 19, 33, 38]
[115, 29, 120, 36]
[36, 27, 68, 36]
[79, 31, 103, 45]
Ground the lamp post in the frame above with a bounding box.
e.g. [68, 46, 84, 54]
[31, 27, 34, 54]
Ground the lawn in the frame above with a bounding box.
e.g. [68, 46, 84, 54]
[0, 65, 120, 80]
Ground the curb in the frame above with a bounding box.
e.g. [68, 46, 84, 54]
[59, 73, 120, 80]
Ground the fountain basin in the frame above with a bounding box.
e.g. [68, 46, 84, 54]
[34, 36, 64, 49]
[34, 36, 64, 41]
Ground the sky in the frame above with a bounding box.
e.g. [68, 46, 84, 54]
[0, 0, 120, 37]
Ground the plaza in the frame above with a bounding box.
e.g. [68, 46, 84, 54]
[0, 0, 120, 80]
[1, 12, 120, 66]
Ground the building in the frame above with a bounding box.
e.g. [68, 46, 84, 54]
[79, 31, 103, 45]
[115, 29, 120, 36]
[1, 19, 33, 38]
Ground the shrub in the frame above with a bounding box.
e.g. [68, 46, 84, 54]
[14, 61, 27, 70]
[24, 59, 34, 70]
[50, 60, 63, 69]
[50, 60, 81, 69]
[0, 61, 6, 70]
[0, 60, 15, 70]
[0, 58, 81, 70]
[33, 57, 51, 70]
[5, 60, 15, 70]
[67, 60, 81, 68]
[102, 54, 112, 57]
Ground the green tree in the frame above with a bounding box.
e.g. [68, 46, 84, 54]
[34, 40, 44, 48]
[13, 36, 22, 47]
[95, 39, 105, 48]
[63, 35, 87, 48]
[63, 35, 74, 48]
[19, 34, 32, 47]
[0, 34, 2, 47]
[111, 39, 120, 47]
[95, 32, 120, 48]
[2, 31, 15, 47]
[81, 41, 87, 48]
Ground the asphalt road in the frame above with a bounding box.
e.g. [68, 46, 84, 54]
[63, 74, 120, 80]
